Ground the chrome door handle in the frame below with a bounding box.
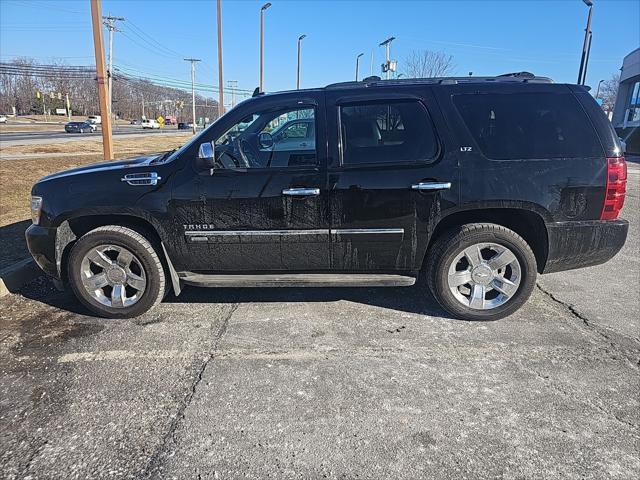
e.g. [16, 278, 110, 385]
[282, 187, 320, 196]
[411, 182, 451, 191]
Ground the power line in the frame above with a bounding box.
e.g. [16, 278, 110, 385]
[113, 65, 252, 94]
[126, 20, 186, 59]
[4, 0, 83, 15]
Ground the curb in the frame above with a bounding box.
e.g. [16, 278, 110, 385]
[0, 258, 42, 297]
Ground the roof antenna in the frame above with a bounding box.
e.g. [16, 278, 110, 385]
[252, 87, 262, 97]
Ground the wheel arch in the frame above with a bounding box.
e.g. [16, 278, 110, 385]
[427, 207, 549, 273]
[57, 213, 180, 295]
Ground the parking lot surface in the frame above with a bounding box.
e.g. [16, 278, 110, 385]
[1, 162, 638, 479]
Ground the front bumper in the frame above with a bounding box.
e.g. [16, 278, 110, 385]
[543, 219, 629, 274]
[25, 224, 58, 277]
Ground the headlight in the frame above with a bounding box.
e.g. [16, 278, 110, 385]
[31, 196, 43, 225]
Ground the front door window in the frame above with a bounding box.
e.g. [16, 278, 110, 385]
[214, 107, 316, 168]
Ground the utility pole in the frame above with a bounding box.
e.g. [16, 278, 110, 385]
[259, 2, 271, 92]
[102, 13, 124, 120]
[65, 92, 71, 120]
[379, 36, 396, 80]
[355, 52, 364, 81]
[184, 58, 201, 135]
[216, 0, 224, 119]
[296, 34, 306, 89]
[228, 80, 238, 108]
[577, 0, 593, 85]
[90, 0, 113, 160]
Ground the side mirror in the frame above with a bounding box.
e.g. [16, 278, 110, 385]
[196, 141, 215, 170]
[258, 132, 274, 149]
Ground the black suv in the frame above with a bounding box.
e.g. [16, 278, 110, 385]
[26, 74, 629, 321]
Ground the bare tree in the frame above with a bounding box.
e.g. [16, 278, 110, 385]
[403, 49, 455, 78]
[0, 58, 222, 121]
[599, 73, 620, 115]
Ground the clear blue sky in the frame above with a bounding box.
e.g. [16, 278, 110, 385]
[1, 0, 638, 101]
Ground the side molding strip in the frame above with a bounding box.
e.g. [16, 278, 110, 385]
[185, 229, 327, 236]
[331, 228, 404, 235]
[184, 228, 405, 236]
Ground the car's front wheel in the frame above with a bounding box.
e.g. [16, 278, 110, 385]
[67, 226, 166, 318]
[425, 223, 537, 321]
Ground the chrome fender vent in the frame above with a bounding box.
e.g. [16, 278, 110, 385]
[121, 172, 161, 186]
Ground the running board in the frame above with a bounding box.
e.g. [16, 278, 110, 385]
[178, 273, 416, 288]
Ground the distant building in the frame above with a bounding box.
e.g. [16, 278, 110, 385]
[613, 48, 640, 154]
[612, 48, 639, 128]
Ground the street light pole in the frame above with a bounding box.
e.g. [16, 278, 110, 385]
[259, 2, 271, 92]
[296, 34, 306, 89]
[184, 58, 201, 135]
[583, 31, 593, 85]
[216, 0, 224, 119]
[577, 0, 593, 85]
[355, 52, 363, 81]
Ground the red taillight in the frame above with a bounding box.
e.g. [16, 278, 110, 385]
[600, 156, 627, 220]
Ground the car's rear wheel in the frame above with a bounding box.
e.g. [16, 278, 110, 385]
[425, 223, 537, 321]
[67, 226, 166, 318]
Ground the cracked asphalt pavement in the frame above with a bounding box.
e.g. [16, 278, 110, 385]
[1, 162, 638, 479]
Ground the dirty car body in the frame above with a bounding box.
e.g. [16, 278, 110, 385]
[26, 75, 629, 320]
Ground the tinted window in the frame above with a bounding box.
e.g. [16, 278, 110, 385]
[453, 92, 603, 159]
[340, 101, 437, 165]
[281, 121, 310, 138]
[214, 108, 316, 168]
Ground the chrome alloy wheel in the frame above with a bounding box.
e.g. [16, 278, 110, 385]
[80, 244, 146, 308]
[447, 242, 521, 310]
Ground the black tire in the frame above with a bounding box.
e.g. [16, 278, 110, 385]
[67, 226, 166, 319]
[425, 223, 537, 321]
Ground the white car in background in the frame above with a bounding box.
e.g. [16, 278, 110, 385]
[0, 115, 7, 123]
[141, 119, 160, 129]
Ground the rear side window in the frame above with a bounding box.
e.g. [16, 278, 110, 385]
[453, 92, 603, 159]
[340, 101, 437, 165]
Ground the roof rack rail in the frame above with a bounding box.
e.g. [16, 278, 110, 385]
[497, 71, 536, 78]
[325, 73, 553, 90]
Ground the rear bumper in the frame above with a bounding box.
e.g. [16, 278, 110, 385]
[543, 219, 629, 273]
[25, 224, 58, 278]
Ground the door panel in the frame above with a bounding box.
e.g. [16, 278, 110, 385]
[192, 169, 329, 271]
[169, 93, 329, 272]
[325, 88, 458, 272]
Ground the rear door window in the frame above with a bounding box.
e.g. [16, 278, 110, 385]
[340, 101, 438, 165]
[452, 92, 603, 159]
